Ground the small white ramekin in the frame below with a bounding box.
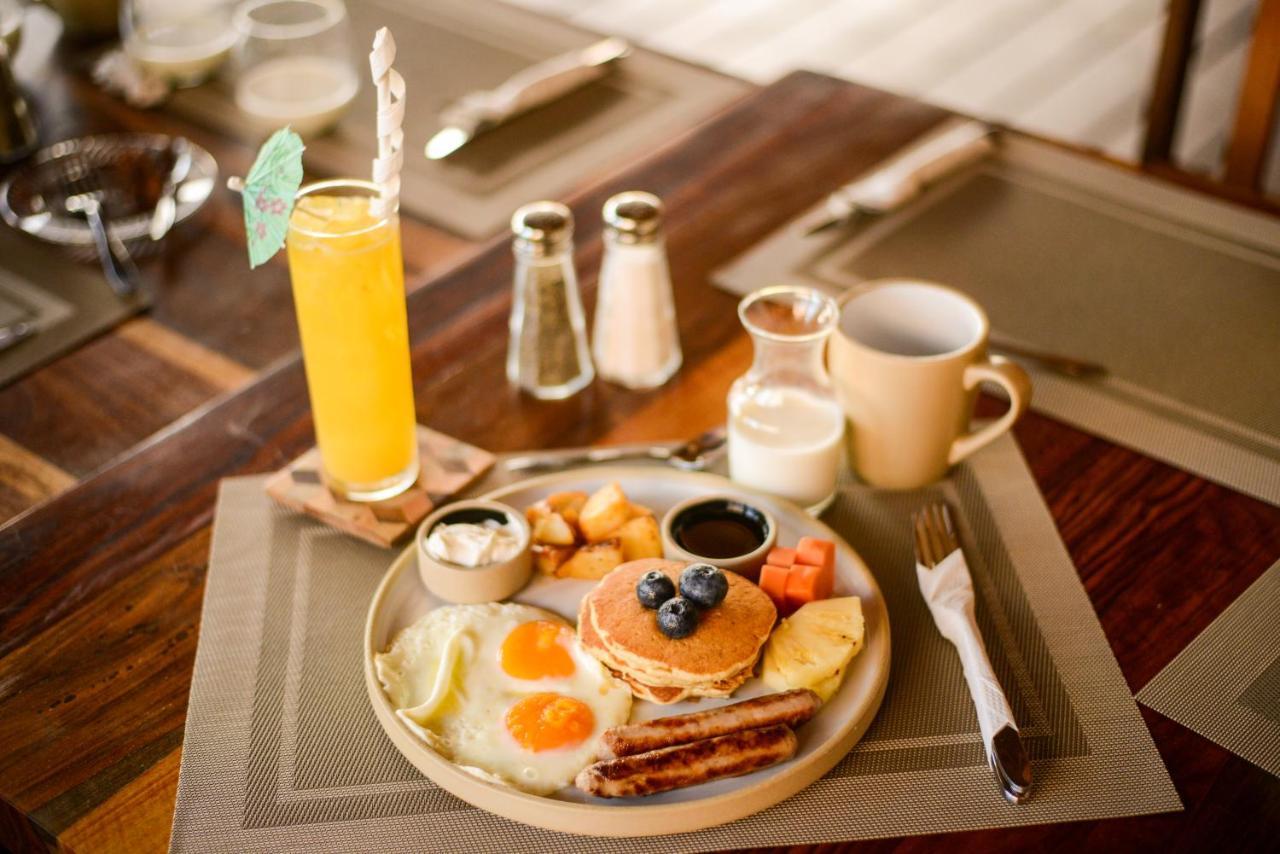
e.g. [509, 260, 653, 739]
[415, 500, 532, 603]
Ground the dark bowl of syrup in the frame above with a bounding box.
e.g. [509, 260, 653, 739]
[661, 495, 778, 580]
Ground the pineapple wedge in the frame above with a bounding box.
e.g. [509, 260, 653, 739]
[761, 597, 864, 701]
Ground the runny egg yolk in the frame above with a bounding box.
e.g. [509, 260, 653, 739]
[500, 620, 576, 680]
[504, 693, 595, 752]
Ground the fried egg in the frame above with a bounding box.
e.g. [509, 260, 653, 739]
[375, 602, 632, 794]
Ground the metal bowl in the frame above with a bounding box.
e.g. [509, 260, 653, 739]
[0, 133, 218, 259]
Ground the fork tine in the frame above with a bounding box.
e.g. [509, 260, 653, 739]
[923, 502, 951, 563]
[911, 510, 933, 567]
[938, 503, 958, 552]
[928, 504, 945, 555]
[930, 503, 952, 556]
[929, 502, 957, 555]
[920, 504, 940, 565]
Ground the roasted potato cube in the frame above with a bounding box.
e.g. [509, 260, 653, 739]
[525, 501, 551, 526]
[545, 491, 588, 528]
[626, 501, 656, 521]
[579, 483, 633, 542]
[533, 544, 576, 575]
[532, 512, 577, 546]
[615, 513, 663, 561]
[556, 539, 624, 579]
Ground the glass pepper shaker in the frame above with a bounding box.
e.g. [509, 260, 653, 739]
[592, 191, 682, 389]
[506, 201, 594, 400]
[727, 285, 844, 514]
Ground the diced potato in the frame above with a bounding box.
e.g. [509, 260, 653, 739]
[525, 501, 551, 526]
[532, 512, 577, 547]
[556, 539, 624, 579]
[545, 491, 588, 528]
[626, 501, 656, 521]
[615, 513, 663, 561]
[579, 483, 634, 542]
[533, 544, 575, 575]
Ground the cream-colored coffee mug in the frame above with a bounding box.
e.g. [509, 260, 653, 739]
[828, 279, 1031, 489]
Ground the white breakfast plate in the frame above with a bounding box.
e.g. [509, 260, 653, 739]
[363, 467, 890, 837]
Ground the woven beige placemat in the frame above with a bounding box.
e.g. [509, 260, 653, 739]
[167, 0, 745, 239]
[713, 135, 1280, 507]
[1138, 560, 1280, 777]
[170, 435, 1178, 852]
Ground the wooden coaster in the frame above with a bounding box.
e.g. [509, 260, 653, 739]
[265, 426, 496, 548]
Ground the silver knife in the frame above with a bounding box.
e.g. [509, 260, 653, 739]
[425, 37, 631, 160]
[912, 501, 1033, 804]
[805, 118, 996, 236]
[0, 319, 36, 353]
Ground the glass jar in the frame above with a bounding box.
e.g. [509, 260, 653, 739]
[506, 200, 594, 400]
[727, 285, 843, 514]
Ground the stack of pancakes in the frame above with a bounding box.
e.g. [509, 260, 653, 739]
[578, 559, 777, 704]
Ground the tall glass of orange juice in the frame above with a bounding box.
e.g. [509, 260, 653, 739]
[286, 179, 418, 501]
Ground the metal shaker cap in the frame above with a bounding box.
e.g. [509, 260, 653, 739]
[511, 200, 573, 255]
[603, 191, 663, 244]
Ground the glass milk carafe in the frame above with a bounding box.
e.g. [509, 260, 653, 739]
[727, 286, 844, 514]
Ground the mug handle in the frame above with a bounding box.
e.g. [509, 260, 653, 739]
[948, 356, 1032, 465]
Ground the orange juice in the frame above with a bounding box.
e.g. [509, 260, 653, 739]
[286, 181, 417, 501]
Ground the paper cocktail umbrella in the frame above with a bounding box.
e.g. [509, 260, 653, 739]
[231, 127, 305, 269]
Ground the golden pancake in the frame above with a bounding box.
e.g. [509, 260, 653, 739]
[576, 581, 755, 703]
[614, 670, 691, 705]
[585, 559, 776, 686]
[576, 596, 691, 703]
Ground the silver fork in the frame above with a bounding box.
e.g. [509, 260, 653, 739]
[913, 501, 1033, 804]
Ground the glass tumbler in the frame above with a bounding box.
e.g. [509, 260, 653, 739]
[231, 0, 357, 138]
[286, 179, 418, 501]
[121, 0, 237, 87]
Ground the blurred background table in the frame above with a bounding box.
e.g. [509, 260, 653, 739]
[1, 3, 1279, 852]
[0, 6, 477, 523]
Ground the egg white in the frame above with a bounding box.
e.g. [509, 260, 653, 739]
[375, 602, 632, 795]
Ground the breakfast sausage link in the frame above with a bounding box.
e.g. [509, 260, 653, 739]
[576, 725, 798, 798]
[602, 688, 820, 757]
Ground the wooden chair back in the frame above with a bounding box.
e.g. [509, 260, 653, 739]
[1143, 0, 1280, 195]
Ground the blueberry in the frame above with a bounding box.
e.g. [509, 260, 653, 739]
[636, 570, 676, 610]
[679, 563, 728, 609]
[657, 597, 699, 638]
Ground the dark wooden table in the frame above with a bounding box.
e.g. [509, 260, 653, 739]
[0, 9, 478, 523]
[2, 58, 1279, 854]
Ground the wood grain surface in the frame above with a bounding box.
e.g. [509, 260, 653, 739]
[0, 32, 476, 522]
[2, 66, 1279, 854]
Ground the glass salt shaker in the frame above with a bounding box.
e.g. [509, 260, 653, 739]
[506, 201, 594, 400]
[592, 191, 682, 389]
[727, 285, 844, 515]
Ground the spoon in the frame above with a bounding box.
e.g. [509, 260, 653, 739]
[65, 192, 140, 298]
[149, 137, 192, 241]
[504, 426, 727, 473]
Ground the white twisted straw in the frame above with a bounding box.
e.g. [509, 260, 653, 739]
[369, 27, 405, 217]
